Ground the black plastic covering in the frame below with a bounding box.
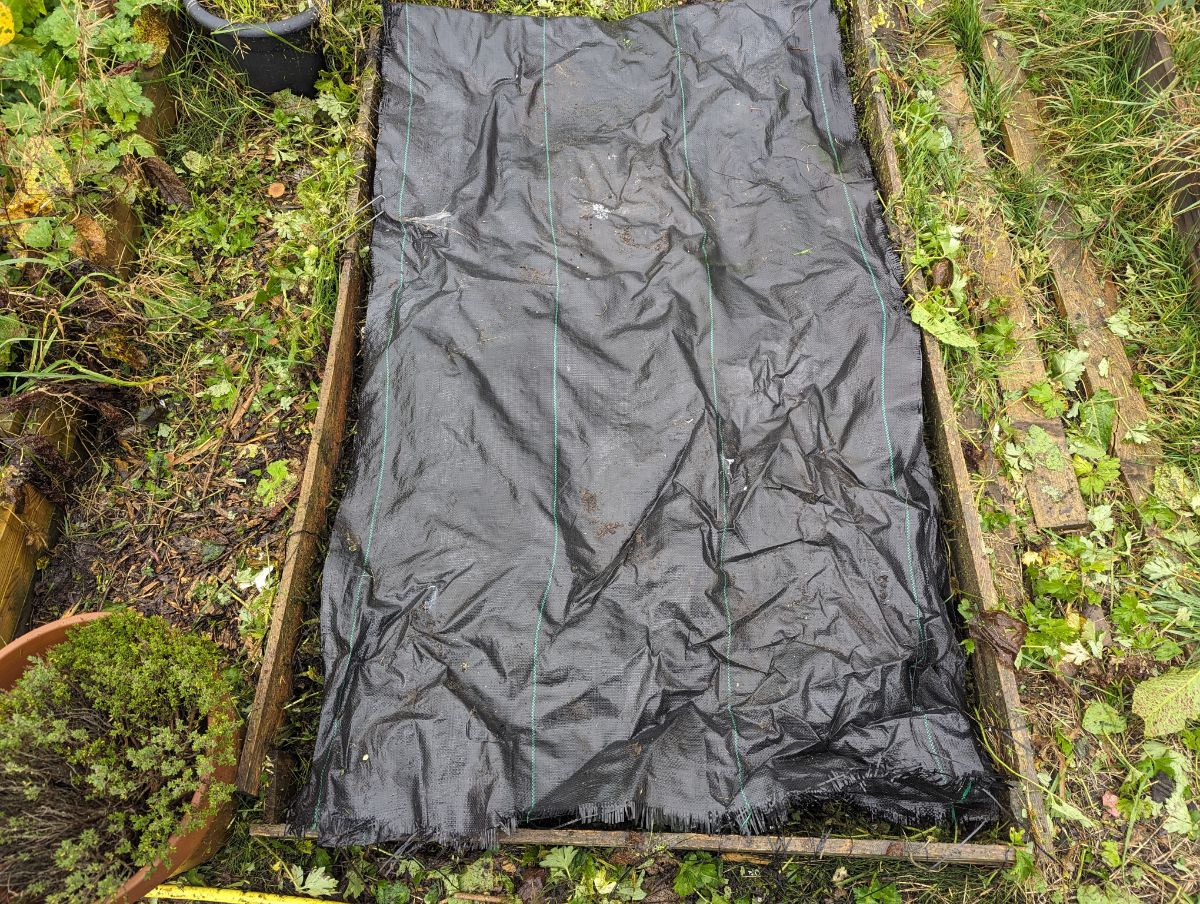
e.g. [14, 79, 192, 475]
[293, 0, 1002, 845]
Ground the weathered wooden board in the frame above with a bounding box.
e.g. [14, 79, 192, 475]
[237, 42, 382, 796]
[980, 10, 1161, 509]
[0, 404, 75, 644]
[1131, 25, 1200, 285]
[928, 45, 1087, 533]
[248, 823, 1017, 867]
[845, 0, 1052, 858]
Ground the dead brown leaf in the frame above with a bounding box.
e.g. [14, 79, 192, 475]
[142, 156, 192, 210]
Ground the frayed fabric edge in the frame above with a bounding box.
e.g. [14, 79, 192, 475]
[290, 767, 1005, 850]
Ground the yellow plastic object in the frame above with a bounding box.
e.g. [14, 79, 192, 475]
[150, 885, 351, 904]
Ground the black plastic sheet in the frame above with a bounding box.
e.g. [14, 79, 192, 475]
[293, 0, 1002, 845]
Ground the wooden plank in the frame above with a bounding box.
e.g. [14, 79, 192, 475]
[0, 404, 75, 644]
[929, 45, 1087, 532]
[237, 39, 382, 795]
[248, 824, 1016, 866]
[845, 0, 1053, 858]
[980, 10, 1161, 508]
[1131, 26, 1200, 285]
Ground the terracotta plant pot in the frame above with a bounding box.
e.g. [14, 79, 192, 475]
[0, 611, 240, 904]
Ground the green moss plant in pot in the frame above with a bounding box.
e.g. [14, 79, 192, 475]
[185, 0, 324, 97]
[0, 610, 241, 904]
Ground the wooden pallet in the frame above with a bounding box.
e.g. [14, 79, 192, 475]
[926, 43, 1087, 534]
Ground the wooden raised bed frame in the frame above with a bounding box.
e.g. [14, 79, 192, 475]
[239, 6, 1057, 868]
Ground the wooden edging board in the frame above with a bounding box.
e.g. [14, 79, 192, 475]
[248, 823, 1016, 867]
[844, 0, 1052, 862]
[237, 37, 383, 796]
[242, 10, 1039, 868]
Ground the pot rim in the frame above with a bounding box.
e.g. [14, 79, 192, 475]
[184, 0, 319, 39]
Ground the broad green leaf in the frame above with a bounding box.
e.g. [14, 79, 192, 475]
[911, 297, 978, 349]
[1106, 308, 1138, 339]
[1081, 699, 1126, 735]
[1088, 504, 1114, 533]
[1078, 390, 1117, 451]
[375, 882, 411, 904]
[1028, 379, 1067, 418]
[1077, 885, 1139, 904]
[539, 846, 577, 876]
[1048, 795, 1097, 830]
[1052, 348, 1088, 392]
[1132, 668, 1200, 736]
[0, 313, 23, 368]
[295, 866, 339, 898]
[1024, 425, 1064, 470]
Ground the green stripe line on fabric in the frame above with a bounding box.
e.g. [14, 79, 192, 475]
[671, 7, 754, 831]
[804, 4, 946, 775]
[310, 3, 417, 830]
[528, 13, 564, 816]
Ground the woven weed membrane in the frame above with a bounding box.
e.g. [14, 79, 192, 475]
[294, 0, 1002, 845]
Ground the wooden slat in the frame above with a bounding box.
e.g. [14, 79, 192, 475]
[248, 824, 1016, 866]
[237, 42, 382, 795]
[927, 45, 1087, 532]
[1131, 26, 1200, 285]
[980, 10, 1161, 508]
[846, 0, 1053, 858]
[0, 404, 75, 644]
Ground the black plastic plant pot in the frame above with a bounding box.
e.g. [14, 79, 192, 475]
[185, 0, 324, 97]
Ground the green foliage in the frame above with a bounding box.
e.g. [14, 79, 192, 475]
[673, 854, 722, 900]
[853, 878, 901, 904]
[0, 611, 239, 903]
[285, 864, 340, 897]
[1027, 379, 1067, 418]
[1132, 668, 1200, 737]
[1051, 348, 1088, 393]
[911, 292, 978, 348]
[538, 846, 647, 903]
[1081, 699, 1126, 735]
[208, 0, 311, 25]
[0, 0, 173, 266]
[256, 458, 296, 506]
